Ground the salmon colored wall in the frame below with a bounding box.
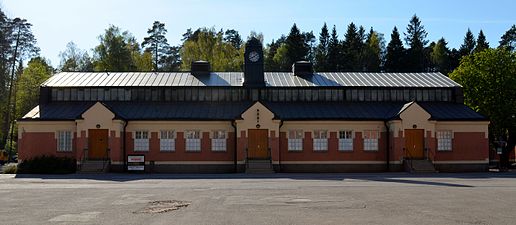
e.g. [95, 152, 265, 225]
[237, 130, 247, 161]
[278, 131, 387, 161]
[433, 132, 488, 161]
[124, 131, 234, 161]
[18, 132, 75, 160]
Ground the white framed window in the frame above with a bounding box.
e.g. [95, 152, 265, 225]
[437, 130, 452, 151]
[288, 130, 303, 151]
[57, 131, 73, 152]
[363, 130, 379, 151]
[134, 131, 149, 151]
[185, 130, 201, 151]
[212, 130, 227, 151]
[313, 130, 328, 151]
[339, 130, 353, 151]
[160, 130, 175, 152]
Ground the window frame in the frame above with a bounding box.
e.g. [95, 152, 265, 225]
[185, 130, 201, 152]
[288, 130, 303, 151]
[211, 130, 227, 152]
[313, 130, 328, 151]
[159, 130, 176, 152]
[134, 130, 149, 152]
[363, 130, 379, 151]
[57, 130, 73, 152]
[437, 130, 453, 151]
[338, 130, 354, 151]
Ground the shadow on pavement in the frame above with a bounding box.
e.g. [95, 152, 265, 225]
[12, 172, 516, 188]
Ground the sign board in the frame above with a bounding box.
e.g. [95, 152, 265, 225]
[496, 147, 503, 155]
[127, 155, 145, 171]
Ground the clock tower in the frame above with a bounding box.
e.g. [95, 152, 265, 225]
[243, 37, 265, 87]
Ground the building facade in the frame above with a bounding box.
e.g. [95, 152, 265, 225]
[17, 38, 490, 173]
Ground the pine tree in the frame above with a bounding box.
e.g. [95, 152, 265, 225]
[327, 25, 340, 71]
[314, 23, 330, 71]
[499, 25, 516, 51]
[384, 27, 405, 72]
[285, 23, 309, 67]
[404, 15, 429, 72]
[264, 36, 285, 71]
[459, 28, 476, 57]
[474, 30, 489, 53]
[341, 22, 362, 71]
[142, 21, 171, 71]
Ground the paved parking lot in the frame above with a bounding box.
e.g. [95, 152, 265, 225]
[1, 172, 515, 225]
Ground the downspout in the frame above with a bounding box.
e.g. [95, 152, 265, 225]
[384, 120, 390, 172]
[231, 121, 238, 173]
[278, 120, 284, 172]
[123, 120, 128, 172]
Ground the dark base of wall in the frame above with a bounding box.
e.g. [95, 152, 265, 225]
[110, 164, 238, 173]
[434, 163, 489, 172]
[277, 164, 394, 173]
[108, 163, 487, 173]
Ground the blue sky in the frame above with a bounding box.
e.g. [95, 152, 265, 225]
[2, 0, 515, 67]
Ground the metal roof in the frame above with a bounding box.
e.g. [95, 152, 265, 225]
[21, 101, 485, 121]
[42, 72, 460, 88]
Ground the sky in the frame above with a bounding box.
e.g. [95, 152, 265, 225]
[1, 0, 515, 67]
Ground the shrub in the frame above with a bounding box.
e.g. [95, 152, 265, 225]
[17, 155, 76, 174]
[2, 163, 18, 174]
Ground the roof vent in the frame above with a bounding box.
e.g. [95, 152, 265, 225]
[191, 60, 210, 76]
[292, 61, 313, 76]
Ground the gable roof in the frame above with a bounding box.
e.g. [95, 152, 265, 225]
[42, 72, 461, 88]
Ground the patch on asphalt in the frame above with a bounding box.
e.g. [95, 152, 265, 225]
[49, 212, 101, 222]
[134, 200, 190, 214]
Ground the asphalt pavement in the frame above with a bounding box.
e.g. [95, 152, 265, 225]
[1, 172, 515, 225]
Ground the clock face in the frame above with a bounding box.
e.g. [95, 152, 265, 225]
[248, 51, 260, 62]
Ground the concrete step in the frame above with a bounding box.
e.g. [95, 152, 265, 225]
[405, 159, 437, 173]
[246, 159, 274, 173]
[79, 160, 108, 173]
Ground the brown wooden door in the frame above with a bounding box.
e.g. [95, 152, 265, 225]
[405, 129, 424, 159]
[89, 129, 108, 159]
[248, 129, 269, 159]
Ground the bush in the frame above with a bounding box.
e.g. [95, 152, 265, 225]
[17, 155, 76, 174]
[2, 163, 18, 174]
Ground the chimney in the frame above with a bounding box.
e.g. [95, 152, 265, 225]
[191, 60, 210, 76]
[292, 61, 313, 76]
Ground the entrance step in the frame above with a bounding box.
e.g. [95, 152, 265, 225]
[246, 159, 274, 173]
[79, 160, 109, 173]
[405, 159, 437, 173]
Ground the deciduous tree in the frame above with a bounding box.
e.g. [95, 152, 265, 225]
[450, 48, 516, 168]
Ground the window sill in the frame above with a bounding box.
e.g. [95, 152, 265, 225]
[313, 150, 328, 152]
[437, 150, 452, 152]
[185, 150, 201, 153]
[363, 150, 379, 152]
[159, 150, 176, 153]
[338, 150, 353, 152]
[287, 149, 303, 152]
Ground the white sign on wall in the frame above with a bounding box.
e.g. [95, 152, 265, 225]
[127, 155, 145, 171]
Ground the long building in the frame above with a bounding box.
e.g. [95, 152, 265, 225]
[17, 38, 489, 173]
